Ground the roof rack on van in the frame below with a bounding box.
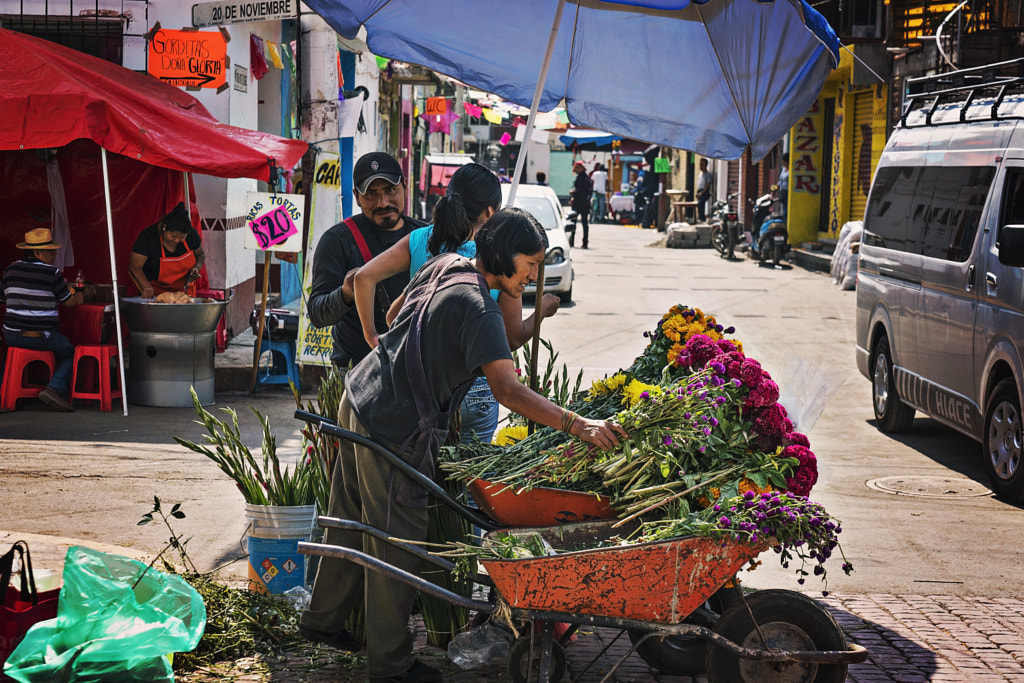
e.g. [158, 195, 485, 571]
[900, 58, 1024, 128]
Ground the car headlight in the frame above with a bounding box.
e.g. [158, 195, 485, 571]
[545, 247, 565, 265]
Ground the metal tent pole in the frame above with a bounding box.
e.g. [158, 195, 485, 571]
[100, 147, 129, 416]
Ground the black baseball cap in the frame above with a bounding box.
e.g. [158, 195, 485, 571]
[353, 152, 403, 194]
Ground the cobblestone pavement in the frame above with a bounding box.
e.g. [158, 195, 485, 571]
[177, 592, 1024, 682]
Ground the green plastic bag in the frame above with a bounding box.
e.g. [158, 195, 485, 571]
[2, 546, 206, 682]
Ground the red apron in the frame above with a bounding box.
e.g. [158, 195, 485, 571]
[153, 240, 198, 296]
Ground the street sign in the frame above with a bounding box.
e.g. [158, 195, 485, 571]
[147, 28, 227, 89]
[192, 0, 296, 27]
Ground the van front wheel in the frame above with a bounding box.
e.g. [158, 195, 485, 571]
[984, 378, 1024, 502]
[872, 337, 915, 433]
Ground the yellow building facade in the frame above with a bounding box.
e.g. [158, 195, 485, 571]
[786, 47, 888, 244]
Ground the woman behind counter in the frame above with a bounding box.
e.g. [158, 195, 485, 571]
[128, 202, 205, 298]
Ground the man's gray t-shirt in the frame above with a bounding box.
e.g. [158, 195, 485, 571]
[346, 255, 512, 451]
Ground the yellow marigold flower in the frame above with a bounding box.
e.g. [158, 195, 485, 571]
[586, 372, 627, 399]
[696, 486, 723, 508]
[739, 478, 774, 495]
[621, 379, 663, 406]
[493, 424, 529, 446]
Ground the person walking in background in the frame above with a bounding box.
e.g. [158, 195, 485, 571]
[696, 157, 713, 223]
[778, 153, 789, 217]
[569, 161, 593, 248]
[639, 147, 661, 230]
[591, 163, 608, 221]
[535, 171, 548, 186]
[1, 228, 84, 412]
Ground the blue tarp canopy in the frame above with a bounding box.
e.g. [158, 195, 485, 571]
[304, 0, 840, 160]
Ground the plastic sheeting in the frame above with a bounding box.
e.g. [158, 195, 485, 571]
[304, 0, 840, 161]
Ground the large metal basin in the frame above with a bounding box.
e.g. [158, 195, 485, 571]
[120, 296, 229, 334]
[120, 296, 231, 406]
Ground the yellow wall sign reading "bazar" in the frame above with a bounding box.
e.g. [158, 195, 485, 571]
[148, 29, 227, 89]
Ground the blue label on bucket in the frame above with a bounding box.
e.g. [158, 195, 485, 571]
[247, 536, 306, 594]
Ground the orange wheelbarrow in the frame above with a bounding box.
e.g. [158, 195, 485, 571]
[294, 410, 867, 681]
[299, 518, 866, 683]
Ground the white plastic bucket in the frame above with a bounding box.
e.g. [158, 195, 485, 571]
[244, 503, 316, 594]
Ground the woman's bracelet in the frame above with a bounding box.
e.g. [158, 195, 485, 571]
[560, 409, 578, 434]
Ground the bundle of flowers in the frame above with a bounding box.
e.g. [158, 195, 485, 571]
[447, 366, 794, 519]
[445, 304, 818, 508]
[440, 304, 849, 589]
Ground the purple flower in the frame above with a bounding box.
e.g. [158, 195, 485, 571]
[710, 417, 719, 427]
[719, 517, 732, 528]
[703, 427, 712, 436]
[640, 391, 650, 399]
[710, 361, 726, 374]
[663, 435, 673, 447]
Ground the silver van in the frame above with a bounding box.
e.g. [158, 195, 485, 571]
[856, 59, 1024, 502]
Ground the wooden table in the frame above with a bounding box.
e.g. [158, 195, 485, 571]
[671, 201, 701, 223]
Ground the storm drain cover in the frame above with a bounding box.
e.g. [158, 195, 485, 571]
[866, 476, 992, 498]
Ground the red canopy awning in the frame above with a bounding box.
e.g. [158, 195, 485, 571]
[0, 27, 306, 181]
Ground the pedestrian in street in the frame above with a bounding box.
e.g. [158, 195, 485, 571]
[307, 152, 426, 371]
[351, 162, 560, 444]
[1, 228, 84, 412]
[569, 161, 593, 247]
[300, 207, 627, 683]
[591, 163, 609, 221]
[639, 147, 661, 230]
[778, 152, 789, 217]
[696, 157, 712, 223]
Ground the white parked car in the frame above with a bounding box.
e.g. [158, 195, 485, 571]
[502, 184, 574, 303]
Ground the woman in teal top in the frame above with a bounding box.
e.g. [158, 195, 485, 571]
[354, 163, 560, 443]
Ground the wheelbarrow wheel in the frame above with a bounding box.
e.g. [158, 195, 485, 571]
[706, 589, 847, 683]
[507, 635, 566, 683]
[627, 584, 740, 675]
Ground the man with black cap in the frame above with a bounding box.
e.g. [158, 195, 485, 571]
[308, 152, 426, 370]
[1, 228, 84, 411]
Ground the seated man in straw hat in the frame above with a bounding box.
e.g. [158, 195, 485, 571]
[1, 228, 84, 411]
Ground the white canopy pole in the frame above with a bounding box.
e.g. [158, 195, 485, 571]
[507, 0, 566, 207]
[100, 148, 129, 416]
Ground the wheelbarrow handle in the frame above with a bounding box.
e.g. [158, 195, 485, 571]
[317, 516, 492, 587]
[298, 541, 494, 613]
[294, 409, 500, 532]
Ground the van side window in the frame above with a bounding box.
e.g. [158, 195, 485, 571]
[924, 166, 995, 262]
[1000, 171, 1024, 238]
[863, 166, 919, 251]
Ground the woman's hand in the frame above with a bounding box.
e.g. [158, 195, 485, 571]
[539, 293, 560, 319]
[570, 417, 628, 451]
[187, 266, 201, 283]
[141, 286, 155, 299]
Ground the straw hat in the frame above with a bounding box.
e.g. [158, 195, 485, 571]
[17, 228, 61, 250]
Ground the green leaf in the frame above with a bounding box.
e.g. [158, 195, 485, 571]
[152, 495, 161, 511]
[171, 503, 182, 514]
[171, 510, 186, 519]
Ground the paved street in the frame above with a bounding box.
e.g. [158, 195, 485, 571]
[3, 221, 1024, 681]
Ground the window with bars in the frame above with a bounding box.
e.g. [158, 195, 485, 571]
[1, 14, 125, 64]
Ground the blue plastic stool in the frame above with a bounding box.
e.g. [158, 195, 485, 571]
[255, 338, 300, 392]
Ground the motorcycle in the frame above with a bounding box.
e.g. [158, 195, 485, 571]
[709, 194, 740, 259]
[747, 187, 789, 268]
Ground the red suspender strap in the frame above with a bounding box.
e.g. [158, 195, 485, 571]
[343, 217, 373, 264]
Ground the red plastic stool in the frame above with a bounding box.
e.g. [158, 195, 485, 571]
[1, 347, 56, 411]
[71, 344, 123, 412]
